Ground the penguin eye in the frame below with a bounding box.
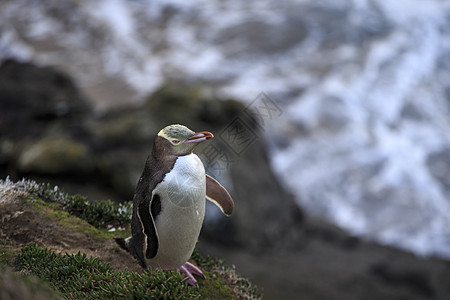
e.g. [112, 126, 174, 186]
[172, 139, 180, 145]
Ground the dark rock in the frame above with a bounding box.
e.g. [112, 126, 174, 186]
[18, 137, 94, 175]
[203, 217, 450, 300]
[87, 108, 157, 151]
[96, 148, 149, 200]
[370, 262, 434, 297]
[144, 82, 242, 127]
[0, 59, 95, 182]
[225, 135, 304, 250]
[3, 63, 450, 300]
[0, 59, 91, 140]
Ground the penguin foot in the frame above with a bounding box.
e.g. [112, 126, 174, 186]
[177, 262, 205, 287]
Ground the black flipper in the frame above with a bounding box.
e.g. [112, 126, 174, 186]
[206, 174, 234, 216]
[115, 237, 128, 251]
[138, 195, 159, 260]
[114, 236, 147, 268]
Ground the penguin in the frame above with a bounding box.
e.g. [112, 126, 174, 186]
[115, 124, 234, 287]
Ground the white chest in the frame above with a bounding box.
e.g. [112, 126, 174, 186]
[149, 153, 206, 269]
[159, 153, 206, 208]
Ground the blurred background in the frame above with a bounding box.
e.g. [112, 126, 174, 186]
[1, 0, 450, 298]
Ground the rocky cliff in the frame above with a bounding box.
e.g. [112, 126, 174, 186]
[1, 60, 450, 299]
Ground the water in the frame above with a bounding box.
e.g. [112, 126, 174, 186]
[1, 0, 450, 258]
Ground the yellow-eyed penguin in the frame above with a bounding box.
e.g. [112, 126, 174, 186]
[116, 124, 234, 287]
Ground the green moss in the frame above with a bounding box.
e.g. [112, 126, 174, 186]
[15, 243, 200, 299]
[191, 249, 224, 268]
[24, 181, 132, 229]
[46, 206, 108, 241]
[146, 83, 206, 113]
[192, 249, 262, 299]
[22, 179, 132, 232]
[0, 246, 16, 267]
[18, 137, 94, 174]
[21, 195, 129, 242]
[198, 271, 234, 299]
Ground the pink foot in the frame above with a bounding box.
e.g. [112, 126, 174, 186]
[177, 262, 205, 287]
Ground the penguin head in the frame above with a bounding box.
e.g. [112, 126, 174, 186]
[157, 124, 214, 156]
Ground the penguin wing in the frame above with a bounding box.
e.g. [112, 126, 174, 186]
[138, 193, 160, 259]
[206, 174, 234, 216]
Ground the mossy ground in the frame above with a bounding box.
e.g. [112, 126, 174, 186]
[21, 195, 128, 242]
[14, 243, 199, 299]
[0, 242, 16, 266]
[0, 178, 261, 299]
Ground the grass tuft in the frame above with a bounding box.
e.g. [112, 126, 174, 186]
[15, 243, 200, 299]
[14, 178, 132, 229]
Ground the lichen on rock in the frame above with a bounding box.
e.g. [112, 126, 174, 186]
[18, 138, 94, 175]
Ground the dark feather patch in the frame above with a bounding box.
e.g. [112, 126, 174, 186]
[115, 237, 128, 251]
[151, 194, 162, 221]
[138, 199, 159, 259]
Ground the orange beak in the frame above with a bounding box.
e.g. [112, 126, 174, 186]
[184, 131, 214, 143]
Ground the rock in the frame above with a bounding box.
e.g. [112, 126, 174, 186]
[370, 262, 434, 298]
[0, 59, 92, 180]
[3, 62, 450, 299]
[225, 131, 304, 250]
[88, 110, 157, 148]
[18, 137, 94, 175]
[0, 59, 90, 140]
[96, 148, 146, 199]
